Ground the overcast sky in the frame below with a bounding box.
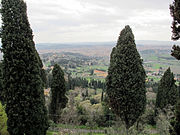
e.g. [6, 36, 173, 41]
[25, 0, 173, 43]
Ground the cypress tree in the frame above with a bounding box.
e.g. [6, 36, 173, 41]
[49, 64, 68, 123]
[1, 0, 48, 134]
[170, 0, 180, 60]
[155, 68, 178, 111]
[106, 25, 146, 134]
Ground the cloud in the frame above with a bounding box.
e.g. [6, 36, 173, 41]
[24, 0, 173, 43]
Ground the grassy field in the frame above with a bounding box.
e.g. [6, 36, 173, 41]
[142, 51, 180, 74]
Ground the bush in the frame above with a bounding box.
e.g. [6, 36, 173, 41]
[0, 102, 9, 135]
[48, 120, 56, 127]
[76, 105, 88, 125]
[156, 107, 174, 135]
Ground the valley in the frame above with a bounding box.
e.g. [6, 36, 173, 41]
[38, 43, 180, 83]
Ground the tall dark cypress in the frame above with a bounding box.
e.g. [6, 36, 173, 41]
[1, 0, 48, 134]
[155, 68, 178, 110]
[49, 64, 68, 123]
[106, 25, 146, 134]
[170, 0, 180, 60]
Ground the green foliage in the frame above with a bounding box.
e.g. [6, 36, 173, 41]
[155, 107, 174, 135]
[170, 99, 180, 135]
[170, 0, 180, 60]
[155, 68, 178, 111]
[35, 49, 47, 87]
[0, 62, 4, 104]
[1, 0, 48, 134]
[49, 64, 68, 123]
[106, 25, 146, 130]
[101, 100, 116, 127]
[0, 102, 9, 135]
[77, 106, 88, 125]
[170, 0, 180, 41]
[67, 75, 105, 91]
[172, 45, 180, 60]
[46, 131, 58, 135]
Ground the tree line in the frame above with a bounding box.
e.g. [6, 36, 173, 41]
[67, 76, 106, 90]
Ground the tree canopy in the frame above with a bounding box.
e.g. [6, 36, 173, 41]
[106, 25, 146, 132]
[170, 0, 180, 60]
[155, 67, 178, 110]
[1, 0, 48, 134]
[49, 64, 68, 123]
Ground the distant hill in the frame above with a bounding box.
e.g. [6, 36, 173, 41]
[136, 40, 180, 46]
[35, 42, 115, 50]
[36, 40, 180, 50]
[1, 40, 178, 58]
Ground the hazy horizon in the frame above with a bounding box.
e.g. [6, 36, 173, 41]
[35, 39, 180, 45]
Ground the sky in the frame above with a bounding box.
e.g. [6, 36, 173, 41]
[24, 0, 173, 43]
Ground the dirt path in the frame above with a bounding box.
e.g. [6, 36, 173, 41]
[49, 127, 106, 134]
